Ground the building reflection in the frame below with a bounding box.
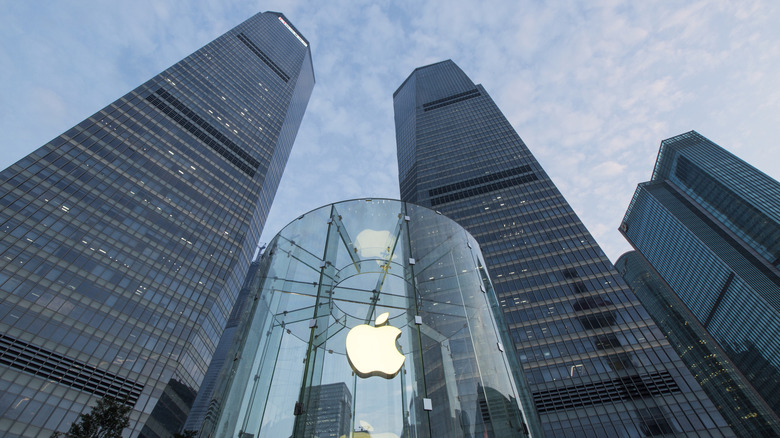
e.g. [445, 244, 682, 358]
[304, 383, 352, 438]
[193, 200, 541, 438]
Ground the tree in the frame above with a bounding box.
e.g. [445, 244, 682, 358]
[173, 431, 198, 438]
[51, 396, 131, 438]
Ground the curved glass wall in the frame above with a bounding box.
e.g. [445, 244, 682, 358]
[199, 199, 540, 438]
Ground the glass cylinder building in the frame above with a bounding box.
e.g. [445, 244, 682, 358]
[197, 199, 540, 438]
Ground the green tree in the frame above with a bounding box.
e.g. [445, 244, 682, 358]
[172, 431, 198, 438]
[51, 396, 131, 438]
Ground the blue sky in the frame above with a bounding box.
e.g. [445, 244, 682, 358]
[1, 1, 779, 262]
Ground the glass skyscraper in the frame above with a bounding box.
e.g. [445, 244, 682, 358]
[616, 251, 780, 436]
[619, 131, 780, 433]
[0, 11, 313, 437]
[394, 61, 734, 437]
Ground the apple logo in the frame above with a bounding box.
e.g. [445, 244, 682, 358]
[354, 228, 397, 267]
[345, 312, 405, 379]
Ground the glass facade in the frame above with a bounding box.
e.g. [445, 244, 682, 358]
[0, 11, 314, 437]
[196, 199, 540, 438]
[650, 132, 780, 267]
[394, 61, 734, 437]
[620, 131, 780, 427]
[616, 251, 780, 437]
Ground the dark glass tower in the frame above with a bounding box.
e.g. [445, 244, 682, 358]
[394, 61, 734, 437]
[616, 251, 780, 436]
[619, 131, 780, 433]
[0, 11, 313, 437]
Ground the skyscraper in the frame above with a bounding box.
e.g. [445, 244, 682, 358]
[619, 131, 780, 431]
[0, 11, 313, 437]
[394, 61, 733, 437]
[616, 251, 780, 436]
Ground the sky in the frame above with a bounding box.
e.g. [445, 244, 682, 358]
[1, 0, 779, 263]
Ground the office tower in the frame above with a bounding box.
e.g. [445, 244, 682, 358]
[183, 260, 261, 431]
[394, 61, 734, 437]
[616, 251, 780, 436]
[619, 131, 780, 430]
[0, 11, 313, 437]
[302, 383, 352, 438]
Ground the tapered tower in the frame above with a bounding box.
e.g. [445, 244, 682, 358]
[0, 11, 313, 437]
[394, 60, 733, 437]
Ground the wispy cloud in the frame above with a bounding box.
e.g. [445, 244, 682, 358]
[2, 0, 779, 263]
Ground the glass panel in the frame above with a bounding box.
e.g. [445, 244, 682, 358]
[203, 200, 536, 438]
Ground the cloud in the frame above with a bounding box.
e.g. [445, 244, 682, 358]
[2, 0, 779, 263]
[592, 161, 627, 178]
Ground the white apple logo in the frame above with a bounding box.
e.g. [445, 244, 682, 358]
[345, 312, 405, 379]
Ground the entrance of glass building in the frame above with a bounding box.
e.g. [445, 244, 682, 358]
[197, 199, 539, 438]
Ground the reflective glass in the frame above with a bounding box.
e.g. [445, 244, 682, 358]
[0, 11, 313, 437]
[201, 199, 536, 438]
[395, 61, 733, 437]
